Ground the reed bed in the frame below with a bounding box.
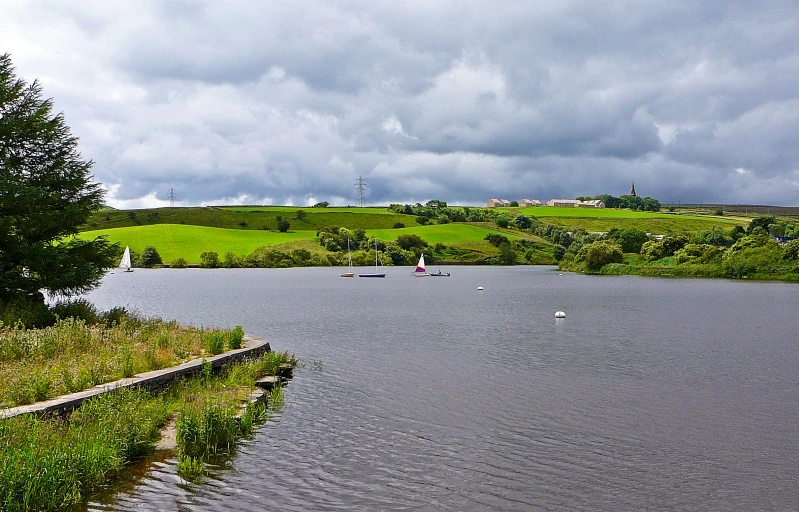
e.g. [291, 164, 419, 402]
[0, 316, 243, 407]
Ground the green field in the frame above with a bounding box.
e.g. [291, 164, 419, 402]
[366, 223, 523, 244]
[78, 225, 315, 263]
[78, 222, 527, 264]
[219, 206, 399, 215]
[85, 206, 412, 232]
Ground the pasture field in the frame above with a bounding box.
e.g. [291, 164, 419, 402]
[366, 223, 524, 245]
[78, 225, 315, 263]
[512, 206, 743, 222]
[85, 206, 412, 232]
[220, 206, 399, 215]
[77, 222, 529, 264]
[541, 216, 745, 234]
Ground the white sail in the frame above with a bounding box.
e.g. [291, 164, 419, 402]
[120, 246, 133, 271]
[413, 253, 429, 276]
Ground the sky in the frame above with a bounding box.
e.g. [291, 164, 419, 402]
[2, 1, 799, 208]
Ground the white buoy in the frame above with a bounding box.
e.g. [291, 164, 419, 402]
[559, 273, 563, 276]
[555, 311, 566, 318]
[477, 286, 484, 291]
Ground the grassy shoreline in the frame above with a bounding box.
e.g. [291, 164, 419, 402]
[0, 306, 296, 511]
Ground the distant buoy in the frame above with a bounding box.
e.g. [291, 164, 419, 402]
[477, 286, 484, 291]
[555, 311, 566, 318]
[559, 273, 563, 276]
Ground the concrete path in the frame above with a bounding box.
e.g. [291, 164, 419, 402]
[0, 334, 271, 420]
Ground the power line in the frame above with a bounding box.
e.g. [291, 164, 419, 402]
[354, 176, 366, 207]
[167, 188, 176, 207]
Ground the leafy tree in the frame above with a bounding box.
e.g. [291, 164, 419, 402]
[514, 215, 532, 230]
[485, 234, 510, 247]
[0, 53, 117, 301]
[498, 244, 517, 264]
[552, 245, 566, 261]
[509, 200, 519, 207]
[584, 240, 623, 271]
[295, 210, 306, 220]
[425, 199, 447, 208]
[640, 240, 666, 261]
[171, 257, 188, 268]
[610, 228, 650, 253]
[277, 220, 290, 232]
[784, 239, 799, 260]
[313, 201, 329, 207]
[395, 234, 427, 251]
[199, 251, 220, 268]
[747, 215, 776, 234]
[496, 218, 509, 228]
[138, 246, 162, 267]
[642, 197, 661, 212]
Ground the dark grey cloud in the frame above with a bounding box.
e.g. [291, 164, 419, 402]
[2, 0, 798, 207]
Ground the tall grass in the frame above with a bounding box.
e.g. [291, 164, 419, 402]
[0, 315, 245, 407]
[0, 388, 168, 512]
[0, 349, 296, 508]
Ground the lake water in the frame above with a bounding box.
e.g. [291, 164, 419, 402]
[79, 266, 799, 511]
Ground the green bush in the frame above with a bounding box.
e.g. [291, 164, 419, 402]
[584, 240, 623, 272]
[138, 246, 163, 267]
[276, 220, 290, 232]
[171, 257, 188, 268]
[51, 298, 99, 324]
[0, 294, 56, 329]
[199, 251, 220, 268]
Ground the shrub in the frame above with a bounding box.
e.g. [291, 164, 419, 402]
[276, 220, 290, 232]
[0, 294, 55, 328]
[138, 246, 163, 267]
[171, 257, 188, 268]
[784, 239, 799, 260]
[199, 251, 220, 268]
[514, 215, 532, 229]
[485, 234, 510, 247]
[496, 218, 509, 228]
[392, 222, 405, 229]
[584, 240, 623, 271]
[51, 298, 99, 324]
[640, 240, 666, 261]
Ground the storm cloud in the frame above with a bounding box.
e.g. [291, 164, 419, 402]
[3, 0, 798, 206]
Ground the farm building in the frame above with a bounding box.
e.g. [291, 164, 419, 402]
[487, 199, 512, 207]
[519, 199, 542, 206]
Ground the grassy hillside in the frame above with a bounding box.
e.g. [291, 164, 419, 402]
[78, 225, 315, 263]
[77, 222, 524, 264]
[85, 206, 412, 232]
[78, 205, 761, 266]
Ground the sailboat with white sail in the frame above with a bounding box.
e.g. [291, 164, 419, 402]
[412, 253, 430, 277]
[340, 238, 355, 277]
[119, 246, 134, 272]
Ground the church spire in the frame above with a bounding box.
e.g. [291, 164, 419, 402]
[630, 182, 637, 197]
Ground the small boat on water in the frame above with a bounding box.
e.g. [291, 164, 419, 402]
[359, 240, 386, 278]
[429, 270, 450, 277]
[340, 238, 354, 277]
[119, 246, 134, 272]
[412, 253, 430, 277]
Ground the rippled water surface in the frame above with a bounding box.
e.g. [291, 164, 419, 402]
[79, 266, 799, 511]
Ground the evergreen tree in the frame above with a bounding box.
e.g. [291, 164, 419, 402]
[0, 53, 117, 300]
